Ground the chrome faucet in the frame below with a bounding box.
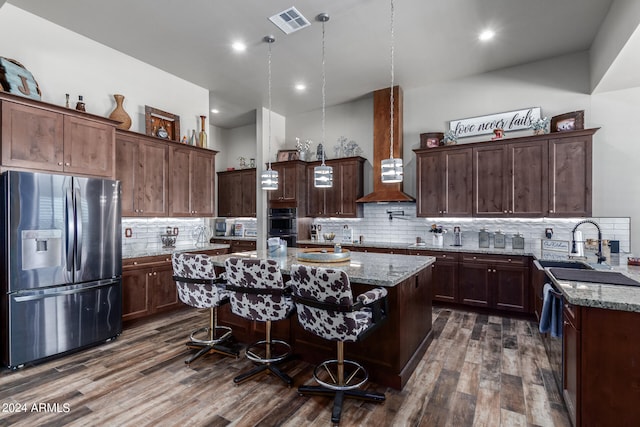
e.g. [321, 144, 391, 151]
[571, 220, 606, 263]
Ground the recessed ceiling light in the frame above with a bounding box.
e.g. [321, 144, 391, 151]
[232, 41, 246, 52]
[479, 29, 495, 42]
[295, 83, 306, 92]
[211, 109, 220, 114]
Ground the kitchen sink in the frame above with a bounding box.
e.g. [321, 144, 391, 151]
[547, 268, 640, 287]
[534, 259, 594, 270]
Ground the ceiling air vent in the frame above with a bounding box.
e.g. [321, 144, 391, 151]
[269, 7, 311, 35]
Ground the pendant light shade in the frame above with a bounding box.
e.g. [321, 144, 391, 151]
[261, 35, 279, 191]
[313, 13, 333, 188]
[381, 0, 403, 184]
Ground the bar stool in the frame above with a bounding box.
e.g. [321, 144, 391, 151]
[224, 257, 294, 386]
[288, 263, 388, 425]
[172, 253, 239, 364]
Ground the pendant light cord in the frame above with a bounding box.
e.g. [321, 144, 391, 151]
[389, 0, 395, 160]
[268, 40, 273, 170]
[321, 18, 327, 166]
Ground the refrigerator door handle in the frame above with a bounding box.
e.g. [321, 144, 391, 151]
[65, 187, 75, 271]
[74, 187, 83, 268]
[13, 281, 119, 302]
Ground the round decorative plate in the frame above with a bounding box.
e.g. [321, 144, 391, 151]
[296, 249, 351, 263]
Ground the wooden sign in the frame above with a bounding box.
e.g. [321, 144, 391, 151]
[0, 57, 41, 100]
[449, 107, 541, 138]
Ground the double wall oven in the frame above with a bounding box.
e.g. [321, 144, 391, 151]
[268, 207, 297, 247]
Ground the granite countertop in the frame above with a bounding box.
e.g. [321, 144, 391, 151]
[122, 243, 230, 259]
[207, 248, 435, 287]
[210, 236, 257, 241]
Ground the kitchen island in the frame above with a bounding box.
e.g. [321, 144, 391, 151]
[208, 248, 436, 390]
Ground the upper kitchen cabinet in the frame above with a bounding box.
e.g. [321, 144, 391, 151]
[116, 130, 169, 217]
[169, 145, 216, 217]
[307, 156, 365, 218]
[268, 160, 307, 214]
[415, 147, 472, 217]
[217, 168, 256, 217]
[548, 131, 593, 217]
[473, 139, 548, 217]
[1, 93, 116, 178]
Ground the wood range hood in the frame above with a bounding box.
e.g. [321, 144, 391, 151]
[356, 85, 415, 203]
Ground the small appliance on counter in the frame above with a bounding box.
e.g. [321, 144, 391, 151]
[452, 226, 462, 246]
[214, 218, 227, 236]
[494, 230, 506, 249]
[512, 233, 525, 250]
[479, 228, 490, 248]
[310, 224, 320, 241]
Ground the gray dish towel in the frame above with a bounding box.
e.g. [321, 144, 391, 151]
[539, 283, 563, 338]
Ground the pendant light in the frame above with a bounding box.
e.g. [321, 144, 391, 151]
[313, 13, 333, 188]
[380, 0, 403, 184]
[260, 35, 279, 191]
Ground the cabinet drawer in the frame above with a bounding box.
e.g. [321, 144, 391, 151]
[461, 253, 528, 265]
[563, 302, 580, 329]
[123, 255, 171, 269]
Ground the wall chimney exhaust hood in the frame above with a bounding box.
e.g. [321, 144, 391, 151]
[356, 86, 415, 203]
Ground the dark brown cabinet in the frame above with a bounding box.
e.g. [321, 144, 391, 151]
[459, 253, 528, 312]
[549, 134, 592, 217]
[170, 146, 216, 217]
[408, 250, 459, 303]
[268, 160, 307, 212]
[211, 239, 256, 252]
[414, 128, 596, 218]
[563, 302, 580, 426]
[1, 95, 116, 178]
[306, 157, 365, 218]
[217, 168, 256, 217]
[473, 140, 548, 217]
[116, 131, 169, 217]
[415, 147, 472, 217]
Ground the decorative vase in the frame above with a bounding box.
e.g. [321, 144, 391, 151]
[534, 128, 545, 135]
[198, 115, 207, 148]
[108, 94, 132, 130]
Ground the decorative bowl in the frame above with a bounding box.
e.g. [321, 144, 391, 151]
[161, 234, 176, 248]
[323, 232, 335, 242]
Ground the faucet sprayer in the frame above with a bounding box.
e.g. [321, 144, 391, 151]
[571, 220, 606, 263]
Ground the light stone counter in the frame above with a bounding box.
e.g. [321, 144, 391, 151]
[207, 248, 435, 287]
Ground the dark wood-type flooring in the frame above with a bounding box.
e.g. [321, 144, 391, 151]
[0, 307, 570, 426]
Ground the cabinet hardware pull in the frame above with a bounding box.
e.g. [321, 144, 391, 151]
[65, 162, 70, 166]
[503, 210, 508, 213]
[133, 261, 138, 265]
[153, 272, 157, 276]
[488, 268, 491, 272]
[58, 162, 63, 166]
[148, 272, 152, 276]
[493, 269, 497, 273]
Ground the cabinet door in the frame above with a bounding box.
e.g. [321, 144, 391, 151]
[1, 101, 64, 171]
[474, 144, 508, 216]
[509, 141, 548, 216]
[416, 151, 442, 216]
[306, 165, 326, 217]
[122, 266, 152, 321]
[549, 136, 592, 217]
[269, 163, 297, 202]
[139, 139, 169, 217]
[240, 169, 257, 217]
[63, 116, 115, 178]
[218, 172, 241, 217]
[190, 150, 215, 216]
[494, 265, 528, 312]
[432, 261, 458, 303]
[115, 134, 140, 216]
[443, 149, 473, 216]
[335, 159, 363, 217]
[169, 147, 192, 216]
[458, 261, 491, 307]
[153, 262, 180, 313]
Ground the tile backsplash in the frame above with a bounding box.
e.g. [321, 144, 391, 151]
[122, 217, 212, 251]
[311, 203, 631, 253]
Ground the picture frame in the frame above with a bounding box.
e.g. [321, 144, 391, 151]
[277, 149, 299, 161]
[419, 132, 444, 148]
[551, 110, 584, 133]
[145, 105, 180, 142]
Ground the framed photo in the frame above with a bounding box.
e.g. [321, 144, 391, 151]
[551, 110, 584, 133]
[419, 132, 444, 148]
[277, 149, 299, 161]
[145, 105, 180, 142]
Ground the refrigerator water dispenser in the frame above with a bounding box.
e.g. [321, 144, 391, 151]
[21, 229, 62, 270]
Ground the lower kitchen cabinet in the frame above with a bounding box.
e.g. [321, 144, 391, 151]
[408, 250, 459, 303]
[459, 253, 528, 312]
[211, 239, 256, 252]
[563, 302, 580, 426]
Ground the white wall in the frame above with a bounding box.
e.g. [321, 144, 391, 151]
[0, 4, 209, 143]
[218, 123, 256, 172]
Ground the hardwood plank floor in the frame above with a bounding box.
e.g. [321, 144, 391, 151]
[0, 307, 570, 426]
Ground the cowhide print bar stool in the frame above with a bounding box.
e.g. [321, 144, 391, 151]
[224, 257, 295, 386]
[172, 253, 240, 364]
[288, 263, 388, 425]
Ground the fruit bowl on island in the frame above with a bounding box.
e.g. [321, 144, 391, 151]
[323, 232, 335, 242]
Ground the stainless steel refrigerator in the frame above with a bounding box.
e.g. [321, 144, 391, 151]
[1, 171, 122, 368]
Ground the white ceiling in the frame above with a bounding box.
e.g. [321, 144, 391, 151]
[9, 0, 616, 128]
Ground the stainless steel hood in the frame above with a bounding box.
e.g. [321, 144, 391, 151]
[357, 86, 415, 203]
